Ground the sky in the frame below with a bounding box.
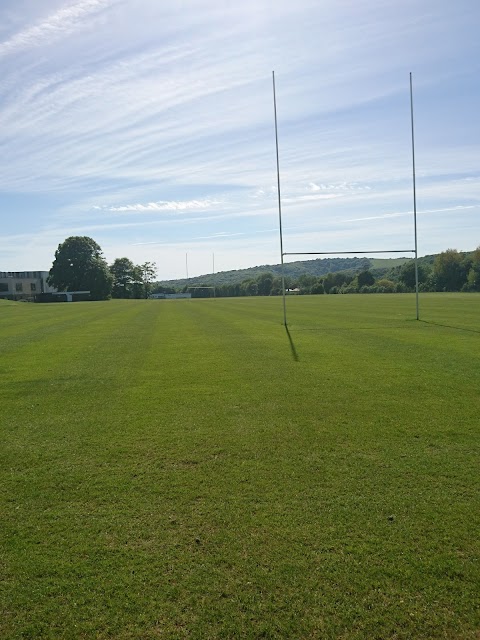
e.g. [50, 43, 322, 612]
[0, 0, 479, 280]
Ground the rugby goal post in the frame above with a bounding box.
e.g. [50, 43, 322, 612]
[272, 71, 420, 326]
[187, 286, 216, 299]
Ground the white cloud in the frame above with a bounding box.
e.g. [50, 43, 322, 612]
[100, 198, 221, 213]
[308, 181, 372, 193]
[345, 205, 477, 223]
[0, 0, 117, 58]
[193, 231, 245, 240]
[284, 193, 342, 204]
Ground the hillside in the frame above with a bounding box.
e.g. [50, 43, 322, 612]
[157, 251, 454, 289]
[158, 255, 414, 288]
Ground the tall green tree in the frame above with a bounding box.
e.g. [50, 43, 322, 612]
[297, 274, 317, 292]
[310, 281, 324, 294]
[48, 236, 112, 300]
[433, 249, 468, 291]
[241, 279, 258, 296]
[110, 257, 135, 298]
[356, 270, 375, 288]
[256, 272, 274, 296]
[465, 246, 480, 291]
[140, 262, 157, 298]
[398, 261, 430, 289]
[323, 271, 352, 293]
[270, 276, 283, 296]
[131, 262, 157, 298]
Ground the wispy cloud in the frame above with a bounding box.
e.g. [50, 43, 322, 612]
[345, 205, 477, 223]
[308, 181, 372, 192]
[193, 231, 245, 240]
[284, 193, 341, 204]
[0, 0, 117, 58]
[94, 198, 221, 213]
[132, 231, 246, 245]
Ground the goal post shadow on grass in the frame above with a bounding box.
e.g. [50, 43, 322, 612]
[272, 71, 420, 328]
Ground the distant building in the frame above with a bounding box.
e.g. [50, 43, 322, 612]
[0, 271, 57, 301]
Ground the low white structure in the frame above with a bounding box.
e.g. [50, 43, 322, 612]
[149, 292, 191, 299]
[51, 291, 90, 302]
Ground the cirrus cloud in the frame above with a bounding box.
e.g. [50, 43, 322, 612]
[94, 198, 222, 213]
[0, 0, 118, 58]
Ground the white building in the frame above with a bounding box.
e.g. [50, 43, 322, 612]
[0, 271, 56, 301]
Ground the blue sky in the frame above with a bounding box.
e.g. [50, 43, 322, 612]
[0, 0, 479, 280]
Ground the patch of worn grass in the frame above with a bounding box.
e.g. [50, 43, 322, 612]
[1, 294, 479, 638]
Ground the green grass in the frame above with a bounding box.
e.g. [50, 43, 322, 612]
[1, 294, 479, 639]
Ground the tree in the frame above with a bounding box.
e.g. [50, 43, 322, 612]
[48, 236, 112, 300]
[375, 278, 396, 293]
[110, 257, 135, 298]
[322, 271, 352, 293]
[132, 262, 157, 298]
[141, 262, 157, 298]
[433, 249, 468, 291]
[398, 261, 430, 289]
[310, 281, 324, 294]
[464, 246, 480, 291]
[241, 279, 258, 296]
[270, 276, 283, 296]
[322, 272, 336, 293]
[256, 272, 274, 296]
[356, 270, 375, 288]
[298, 274, 317, 288]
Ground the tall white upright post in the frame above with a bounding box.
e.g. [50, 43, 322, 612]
[212, 252, 216, 298]
[410, 72, 420, 320]
[272, 71, 287, 326]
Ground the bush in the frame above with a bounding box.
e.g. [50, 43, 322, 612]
[310, 283, 324, 294]
[376, 279, 396, 293]
[340, 284, 358, 294]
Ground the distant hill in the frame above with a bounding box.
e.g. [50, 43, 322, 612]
[156, 252, 468, 289]
[157, 255, 414, 288]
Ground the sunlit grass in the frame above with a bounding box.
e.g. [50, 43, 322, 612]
[1, 294, 479, 638]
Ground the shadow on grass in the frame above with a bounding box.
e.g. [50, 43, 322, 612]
[419, 319, 480, 334]
[285, 325, 299, 361]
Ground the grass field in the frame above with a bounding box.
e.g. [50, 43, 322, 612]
[1, 294, 479, 639]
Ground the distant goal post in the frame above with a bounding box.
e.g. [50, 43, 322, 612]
[187, 286, 216, 299]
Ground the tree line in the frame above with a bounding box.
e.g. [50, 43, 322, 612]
[160, 247, 480, 297]
[46, 237, 479, 300]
